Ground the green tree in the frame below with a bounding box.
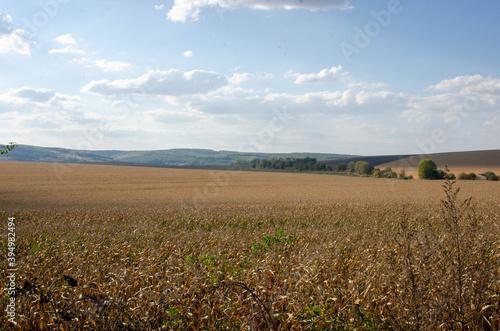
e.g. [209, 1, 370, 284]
[336, 163, 347, 172]
[259, 159, 269, 169]
[0, 142, 17, 155]
[418, 159, 438, 179]
[484, 171, 499, 181]
[250, 159, 259, 168]
[347, 161, 355, 173]
[354, 161, 372, 175]
[458, 172, 477, 180]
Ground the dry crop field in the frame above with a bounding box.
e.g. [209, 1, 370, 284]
[1, 161, 499, 330]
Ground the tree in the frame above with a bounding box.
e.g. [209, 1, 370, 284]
[250, 159, 259, 168]
[347, 161, 355, 173]
[336, 163, 347, 172]
[418, 159, 437, 179]
[484, 171, 499, 181]
[0, 142, 17, 155]
[354, 161, 372, 175]
[458, 172, 477, 180]
[314, 163, 326, 171]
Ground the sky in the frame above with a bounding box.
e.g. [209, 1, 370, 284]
[1, 0, 499, 156]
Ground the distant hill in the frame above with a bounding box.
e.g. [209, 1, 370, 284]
[0, 145, 354, 167]
[322, 154, 412, 169]
[377, 149, 500, 176]
[322, 149, 500, 176]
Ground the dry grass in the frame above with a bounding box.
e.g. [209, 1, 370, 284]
[0, 161, 499, 330]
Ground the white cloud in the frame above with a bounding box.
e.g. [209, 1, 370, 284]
[1, 87, 56, 103]
[229, 72, 254, 85]
[72, 57, 132, 72]
[155, 4, 165, 10]
[483, 117, 500, 131]
[49, 46, 86, 55]
[167, 84, 405, 117]
[0, 11, 31, 55]
[145, 108, 204, 123]
[183, 50, 194, 57]
[55, 34, 76, 45]
[348, 81, 389, 89]
[400, 109, 428, 123]
[288, 66, 343, 84]
[82, 69, 228, 96]
[167, 0, 352, 22]
[428, 74, 500, 95]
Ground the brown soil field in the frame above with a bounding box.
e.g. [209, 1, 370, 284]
[1, 161, 499, 329]
[377, 149, 500, 178]
[0, 161, 499, 211]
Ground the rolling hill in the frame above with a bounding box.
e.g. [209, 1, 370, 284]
[0, 145, 354, 167]
[376, 149, 500, 177]
[322, 154, 413, 170]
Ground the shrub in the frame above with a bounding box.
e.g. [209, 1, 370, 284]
[336, 163, 347, 172]
[458, 172, 477, 180]
[354, 161, 372, 175]
[484, 171, 499, 181]
[418, 159, 437, 179]
[385, 171, 398, 179]
[347, 161, 355, 173]
[418, 160, 453, 180]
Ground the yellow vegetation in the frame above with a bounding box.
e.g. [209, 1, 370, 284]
[0, 162, 499, 329]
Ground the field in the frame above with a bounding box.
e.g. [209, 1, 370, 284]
[1, 161, 499, 329]
[377, 149, 500, 179]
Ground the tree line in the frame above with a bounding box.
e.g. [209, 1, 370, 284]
[335, 161, 409, 179]
[252, 156, 498, 181]
[251, 157, 333, 171]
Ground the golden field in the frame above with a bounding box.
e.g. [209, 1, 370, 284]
[0, 161, 499, 330]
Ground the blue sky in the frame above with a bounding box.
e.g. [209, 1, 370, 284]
[1, 0, 499, 155]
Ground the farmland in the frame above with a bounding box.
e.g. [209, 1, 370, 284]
[1, 161, 499, 329]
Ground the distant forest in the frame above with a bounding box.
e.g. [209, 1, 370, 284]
[251, 157, 333, 171]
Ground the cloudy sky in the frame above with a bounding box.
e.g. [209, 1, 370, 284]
[1, 0, 499, 155]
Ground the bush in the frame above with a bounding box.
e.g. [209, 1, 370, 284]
[372, 167, 398, 179]
[418, 159, 438, 179]
[484, 171, 499, 181]
[418, 159, 454, 180]
[336, 163, 347, 172]
[347, 161, 355, 173]
[354, 161, 372, 175]
[458, 172, 477, 180]
[386, 171, 398, 179]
